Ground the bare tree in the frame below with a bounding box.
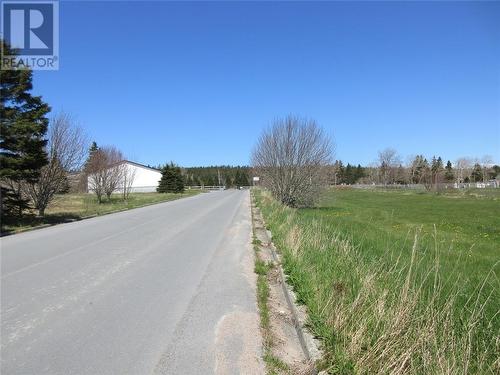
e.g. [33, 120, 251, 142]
[455, 157, 472, 184]
[103, 147, 124, 200]
[251, 115, 333, 207]
[121, 164, 136, 200]
[86, 146, 124, 203]
[362, 162, 379, 184]
[378, 148, 401, 186]
[24, 113, 88, 216]
[86, 149, 107, 203]
[405, 155, 417, 184]
[481, 155, 493, 183]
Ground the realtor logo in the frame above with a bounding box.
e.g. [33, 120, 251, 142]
[1, 0, 59, 70]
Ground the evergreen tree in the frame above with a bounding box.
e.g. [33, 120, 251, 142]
[234, 169, 242, 187]
[157, 162, 184, 193]
[83, 141, 98, 171]
[185, 173, 194, 187]
[444, 160, 454, 182]
[335, 160, 345, 184]
[344, 163, 354, 184]
[410, 156, 431, 189]
[471, 163, 483, 182]
[206, 175, 216, 186]
[430, 156, 444, 187]
[395, 165, 407, 184]
[354, 164, 365, 183]
[411, 155, 428, 184]
[490, 165, 500, 180]
[183, 166, 251, 188]
[224, 172, 233, 188]
[235, 168, 250, 186]
[88, 141, 98, 159]
[242, 170, 250, 186]
[1, 40, 50, 217]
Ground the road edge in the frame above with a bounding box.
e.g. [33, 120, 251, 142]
[251, 190, 324, 374]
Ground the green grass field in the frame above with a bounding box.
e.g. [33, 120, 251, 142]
[2, 190, 201, 234]
[254, 188, 500, 374]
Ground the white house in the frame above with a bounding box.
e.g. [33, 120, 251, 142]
[88, 160, 162, 194]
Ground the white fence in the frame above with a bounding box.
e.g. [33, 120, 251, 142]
[350, 181, 499, 190]
[186, 185, 225, 191]
[113, 186, 158, 193]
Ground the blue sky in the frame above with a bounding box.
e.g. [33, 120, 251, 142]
[33, 1, 500, 167]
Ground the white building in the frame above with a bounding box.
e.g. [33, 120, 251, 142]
[88, 160, 162, 193]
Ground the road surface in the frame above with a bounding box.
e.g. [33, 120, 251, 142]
[1, 190, 263, 374]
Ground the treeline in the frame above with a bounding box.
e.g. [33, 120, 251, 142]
[330, 161, 366, 185]
[330, 149, 500, 190]
[183, 166, 251, 187]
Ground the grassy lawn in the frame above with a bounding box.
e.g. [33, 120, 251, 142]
[254, 188, 500, 374]
[1, 190, 201, 235]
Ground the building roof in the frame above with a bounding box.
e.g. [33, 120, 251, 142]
[120, 160, 162, 173]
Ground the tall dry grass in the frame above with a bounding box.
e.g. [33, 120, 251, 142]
[255, 190, 499, 374]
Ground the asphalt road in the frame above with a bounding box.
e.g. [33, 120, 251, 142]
[1, 190, 263, 375]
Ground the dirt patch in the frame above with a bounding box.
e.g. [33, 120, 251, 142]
[251, 203, 317, 375]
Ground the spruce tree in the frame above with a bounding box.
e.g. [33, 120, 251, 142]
[88, 141, 98, 160]
[355, 164, 365, 183]
[1, 40, 50, 217]
[337, 160, 345, 184]
[444, 160, 454, 182]
[241, 170, 250, 186]
[471, 163, 483, 182]
[157, 162, 184, 193]
[234, 170, 240, 187]
[492, 165, 500, 180]
[224, 173, 233, 188]
[411, 155, 428, 184]
[83, 141, 99, 173]
[183, 166, 251, 188]
[430, 156, 444, 188]
[236, 169, 250, 186]
[345, 163, 353, 184]
[206, 175, 216, 186]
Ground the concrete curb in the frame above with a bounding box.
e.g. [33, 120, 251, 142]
[266, 229, 323, 364]
[251, 199, 323, 374]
